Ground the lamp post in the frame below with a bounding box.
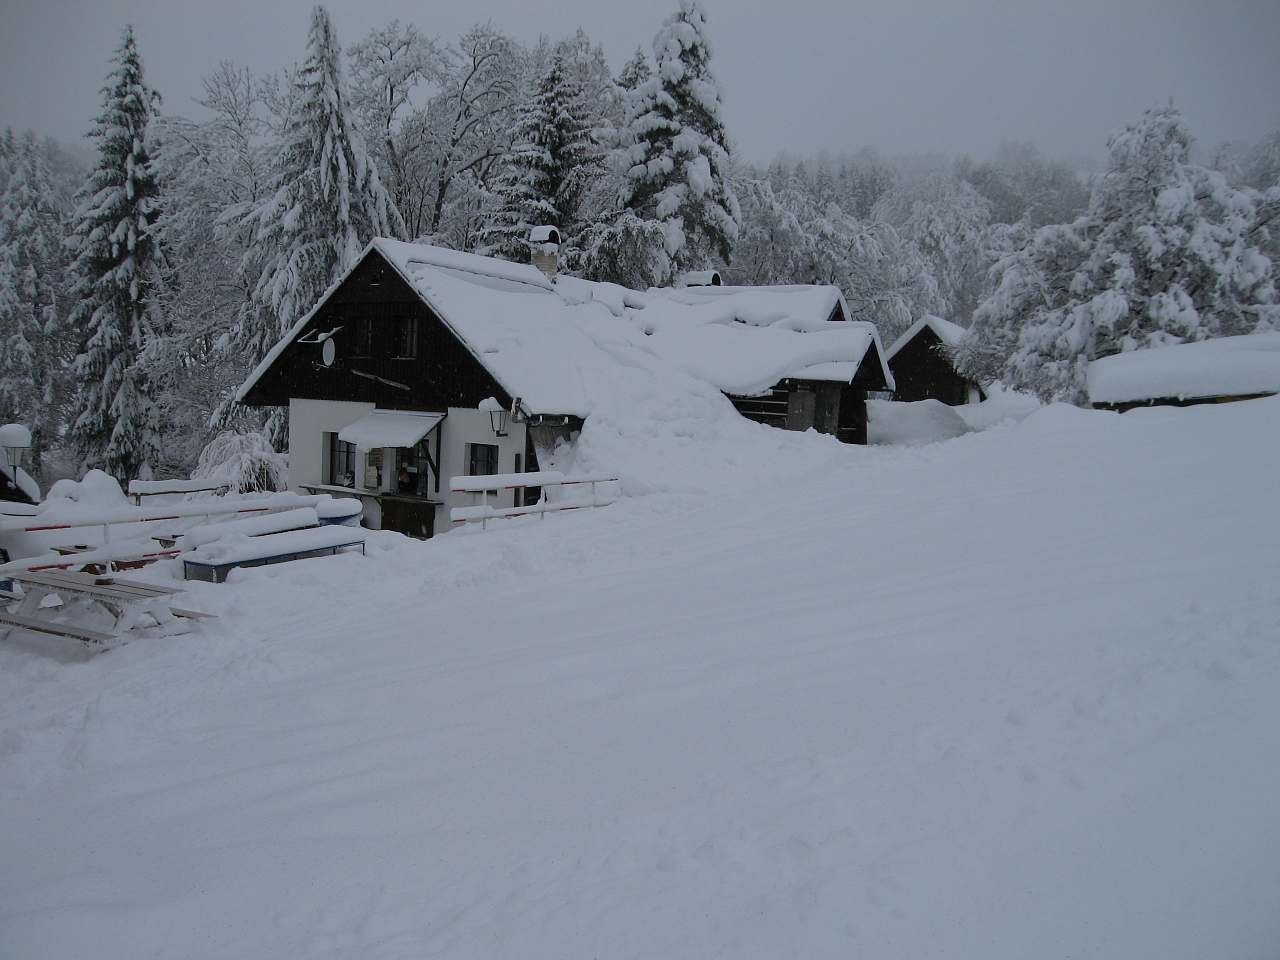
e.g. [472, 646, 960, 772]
[0, 423, 32, 478]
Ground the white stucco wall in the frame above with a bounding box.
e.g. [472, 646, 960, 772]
[288, 399, 532, 535]
[287, 398, 378, 526]
[439, 408, 528, 516]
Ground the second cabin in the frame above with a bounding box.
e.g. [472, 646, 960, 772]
[886, 315, 985, 406]
[238, 234, 893, 539]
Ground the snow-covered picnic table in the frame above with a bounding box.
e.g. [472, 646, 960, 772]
[0, 571, 213, 649]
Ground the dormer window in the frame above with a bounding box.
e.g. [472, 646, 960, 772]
[393, 316, 419, 359]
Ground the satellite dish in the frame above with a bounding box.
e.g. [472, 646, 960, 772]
[321, 337, 337, 367]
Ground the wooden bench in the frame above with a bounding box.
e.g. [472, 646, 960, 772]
[1, 571, 214, 650]
[0, 610, 117, 647]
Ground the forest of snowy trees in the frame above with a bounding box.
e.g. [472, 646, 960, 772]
[2, 0, 1279, 482]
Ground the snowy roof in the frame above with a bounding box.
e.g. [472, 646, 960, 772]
[338, 410, 445, 449]
[886, 315, 970, 361]
[1086, 333, 1280, 405]
[238, 239, 893, 416]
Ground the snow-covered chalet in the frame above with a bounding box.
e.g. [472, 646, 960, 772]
[238, 232, 893, 538]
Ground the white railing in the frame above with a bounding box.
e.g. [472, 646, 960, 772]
[127, 478, 231, 505]
[449, 471, 619, 530]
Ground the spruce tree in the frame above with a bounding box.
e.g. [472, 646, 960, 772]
[232, 5, 404, 369]
[477, 54, 602, 262]
[616, 48, 651, 92]
[0, 133, 67, 475]
[964, 106, 1280, 403]
[620, 0, 740, 270]
[66, 26, 164, 480]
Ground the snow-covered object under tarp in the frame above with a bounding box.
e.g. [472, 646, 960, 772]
[885, 315, 970, 361]
[1086, 333, 1280, 405]
[238, 238, 893, 417]
[867, 399, 973, 446]
[338, 411, 445, 449]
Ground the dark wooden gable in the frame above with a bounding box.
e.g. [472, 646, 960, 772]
[888, 326, 979, 405]
[241, 247, 513, 411]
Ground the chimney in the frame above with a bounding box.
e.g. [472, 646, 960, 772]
[528, 225, 561, 280]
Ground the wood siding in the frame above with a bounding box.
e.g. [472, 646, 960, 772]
[242, 249, 513, 412]
[1092, 391, 1276, 413]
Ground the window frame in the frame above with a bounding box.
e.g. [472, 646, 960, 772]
[392, 315, 419, 359]
[327, 433, 358, 486]
[467, 442, 499, 477]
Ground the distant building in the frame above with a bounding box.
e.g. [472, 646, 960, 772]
[885, 316, 985, 406]
[238, 235, 893, 538]
[1087, 333, 1280, 412]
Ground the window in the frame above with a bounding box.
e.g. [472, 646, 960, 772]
[393, 316, 419, 359]
[467, 443, 499, 477]
[327, 433, 357, 486]
[351, 316, 373, 357]
[395, 437, 435, 497]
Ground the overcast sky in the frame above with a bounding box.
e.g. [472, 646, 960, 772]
[2, 0, 1278, 164]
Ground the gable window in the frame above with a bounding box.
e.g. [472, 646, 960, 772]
[327, 433, 357, 486]
[467, 443, 499, 477]
[351, 316, 373, 357]
[393, 316, 419, 359]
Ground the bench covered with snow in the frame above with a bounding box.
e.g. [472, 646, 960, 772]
[182, 526, 367, 583]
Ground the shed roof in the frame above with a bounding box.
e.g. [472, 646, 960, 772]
[886, 315, 970, 362]
[1086, 333, 1280, 405]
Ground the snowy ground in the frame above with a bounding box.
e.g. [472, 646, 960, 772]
[3, 398, 1279, 959]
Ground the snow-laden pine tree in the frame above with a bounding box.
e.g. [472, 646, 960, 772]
[620, 0, 740, 270]
[0, 132, 68, 476]
[477, 54, 603, 262]
[230, 5, 404, 374]
[962, 106, 1280, 402]
[616, 48, 651, 92]
[65, 26, 165, 480]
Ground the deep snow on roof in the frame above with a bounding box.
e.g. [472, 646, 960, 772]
[239, 239, 892, 416]
[886, 315, 970, 361]
[1086, 333, 1280, 405]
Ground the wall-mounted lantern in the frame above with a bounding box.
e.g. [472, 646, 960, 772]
[479, 397, 508, 437]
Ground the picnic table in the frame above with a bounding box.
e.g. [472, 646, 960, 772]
[0, 570, 213, 648]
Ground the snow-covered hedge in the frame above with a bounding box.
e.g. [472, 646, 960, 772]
[193, 431, 287, 494]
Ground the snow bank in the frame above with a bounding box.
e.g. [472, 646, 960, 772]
[43, 470, 128, 509]
[868, 398, 972, 445]
[1087, 332, 1280, 404]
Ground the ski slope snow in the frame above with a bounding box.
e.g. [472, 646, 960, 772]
[2, 398, 1279, 959]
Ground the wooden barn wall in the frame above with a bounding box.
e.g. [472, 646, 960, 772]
[889, 330, 970, 405]
[730, 381, 868, 445]
[242, 250, 513, 412]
